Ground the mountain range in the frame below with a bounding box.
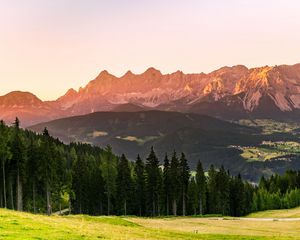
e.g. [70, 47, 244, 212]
[1, 63, 300, 126]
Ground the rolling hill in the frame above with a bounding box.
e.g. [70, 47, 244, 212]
[29, 110, 300, 181]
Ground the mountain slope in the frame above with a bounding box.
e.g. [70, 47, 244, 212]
[54, 64, 300, 120]
[29, 110, 300, 180]
[2, 63, 300, 126]
[0, 91, 64, 126]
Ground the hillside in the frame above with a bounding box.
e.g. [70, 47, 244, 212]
[0, 91, 65, 126]
[1, 208, 299, 240]
[2, 63, 300, 126]
[247, 207, 300, 218]
[29, 110, 300, 180]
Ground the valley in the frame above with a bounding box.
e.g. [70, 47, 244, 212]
[3, 1, 300, 239]
[1, 65, 300, 181]
[29, 112, 300, 181]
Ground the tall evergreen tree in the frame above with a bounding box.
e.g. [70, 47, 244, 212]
[207, 164, 217, 213]
[26, 137, 40, 213]
[10, 118, 26, 211]
[145, 147, 160, 216]
[217, 166, 230, 215]
[72, 153, 88, 214]
[100, 145, 117, 215]
[229, 174, 245, 216]
[187, 177, 198, 215]
[162, 154, 171, 215]
[169, 151, 180, 216]
[179, 153, 190, 216]
[0, 121, 12, 208]
[40, 128, 56, 215]
[196, 161, 206, 215]
[116, 154, 132, 215]
[134, 154, 145, 216]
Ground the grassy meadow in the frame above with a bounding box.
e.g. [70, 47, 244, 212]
[1, 208, 300, 239]
[247, 206, 300, 218]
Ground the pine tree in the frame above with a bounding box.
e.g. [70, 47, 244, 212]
[72, 153, 88, 214]
[116, 154, 132, 215]
[100, 145, 117, 215]
[0, 121, 12, 208]
[179, 153, 190, 216]
[217, 166, 230, 215]
[26, 137, 40, 213]
[134, 154, 145, 216]
[162, 154, 171, 215]
[229, 174, 245, 216]
[207, 164, 217, 213]
[11, 118, 26, 211]
[145, 147, 160, 216]
[187, 177, 198, 215]
[196, 161, 206, 215]
[169, 151, 180, 216]
[40, 128, 56, 215]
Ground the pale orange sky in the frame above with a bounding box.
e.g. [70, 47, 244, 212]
[1, 0, 300, 100]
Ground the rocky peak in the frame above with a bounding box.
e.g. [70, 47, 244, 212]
[0, 91, 43, 106]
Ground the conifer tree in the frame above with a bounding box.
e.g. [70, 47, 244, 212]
[116, 154, 132, 215]
[134, 154, 145, 216]
[162, 154, 171, 215]
[26, 137, 40, 213]
[179, 153, 190, 216]
[217, 165, 230, 215]
[0, 121, 11, 208]
[100, 145, 117, 215]
[187, 177, 198, 215]
[72, 153, 88, 214]
[40, 128, 56, 215]
[196, 161, 206, 215]
[169, 151, 180, 216]
[145, 147, 160, 216]
[11, 118, 26, 211]
[207, 164, 217, 213]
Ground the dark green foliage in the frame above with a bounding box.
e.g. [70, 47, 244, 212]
[169, 151, 180, 216]
[116, 154, 132, 215]
[162, 154, 171, 215]
[179, 153, 190, 216]
[187, 177, 198, 215]
[145, 147, 161, 216]
[0, 120, 300, 217]
[196, 161, 206, 215]
[251, 170, 300, 212]
[133, 155, 146, 216]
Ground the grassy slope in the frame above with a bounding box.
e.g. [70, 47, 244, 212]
[130, 217, 300, 239]
[247, 207, 300, 218]
[0, 209, 300, 239]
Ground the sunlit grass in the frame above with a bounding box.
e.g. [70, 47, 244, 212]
[1, 208, 300, 239]
[247, 207, 300, 218]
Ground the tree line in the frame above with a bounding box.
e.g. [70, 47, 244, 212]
[0, 119, 300, 216]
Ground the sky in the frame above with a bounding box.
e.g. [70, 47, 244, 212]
[1, 0, 300, 100]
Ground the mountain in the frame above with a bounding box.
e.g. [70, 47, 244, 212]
[0, 91, 64, 126]
[29, 110, 300, 181]
[2, 63, 300, 126]
[54, 64, 300, 120]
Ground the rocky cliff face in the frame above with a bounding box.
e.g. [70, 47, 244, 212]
[2, 63, 300, 126]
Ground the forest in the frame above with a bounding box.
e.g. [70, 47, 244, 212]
[0, 118, 300, 217]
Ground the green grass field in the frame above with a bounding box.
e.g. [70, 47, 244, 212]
[1, 209, 300, 239]
[236, 141, 300, 162]
[247, 206, 300, 218]
[237, 119, 300, 135]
